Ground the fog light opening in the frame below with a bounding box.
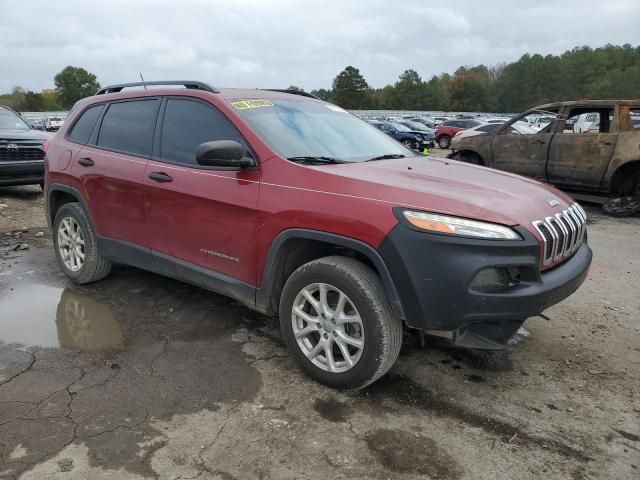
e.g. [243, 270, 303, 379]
[470, 267, 521, 293]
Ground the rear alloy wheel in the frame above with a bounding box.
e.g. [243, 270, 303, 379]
[402, 139, 413, 149]
[53, 202, 112, 284]
[438, 135, 451, 149]
[280, 256, 402, 389]
[58, 216, 86, 273]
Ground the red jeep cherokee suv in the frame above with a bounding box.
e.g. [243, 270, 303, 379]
[44, 81, 592, 389]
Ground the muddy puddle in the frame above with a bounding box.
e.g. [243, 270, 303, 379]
[0, 284, 123, 351]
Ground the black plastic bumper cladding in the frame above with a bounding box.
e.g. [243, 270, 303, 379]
[378, 223, 592, 338]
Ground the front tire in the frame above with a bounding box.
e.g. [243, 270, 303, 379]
[401, 138, 413, 149]
[53, 202, 112, 284]
[279, 256, 402, 389]
[438, 135, 451, 149]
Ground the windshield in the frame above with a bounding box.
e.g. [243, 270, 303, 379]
[230, 98, 412, 162]
[0, 110, 29, 131]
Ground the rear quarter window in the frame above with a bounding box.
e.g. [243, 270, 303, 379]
[67, 105, 104, 145]
[97, 99, 159, 156]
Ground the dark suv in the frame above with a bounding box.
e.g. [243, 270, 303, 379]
[45, 81, 592, 389]
[0, 105, 50, 187]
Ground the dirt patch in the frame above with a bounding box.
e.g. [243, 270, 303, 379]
[365, 428, 463, 479]
[313, 397, 353, 422]
[358, 374, 594, 463]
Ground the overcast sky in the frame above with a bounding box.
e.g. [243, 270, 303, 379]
[1, 0, 638, 93]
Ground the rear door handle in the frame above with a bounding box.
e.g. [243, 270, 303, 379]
[77, 157, 95, 167]
[148, 172, 173, 183]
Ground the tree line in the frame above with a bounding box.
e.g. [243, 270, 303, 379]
[310, 44, 640, 112]
[2, 44, 638, 113]
[0, 66, 100, 111]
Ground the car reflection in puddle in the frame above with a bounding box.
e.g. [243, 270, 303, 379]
[0, 284, 123, 351]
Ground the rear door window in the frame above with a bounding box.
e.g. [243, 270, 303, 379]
[67, 105, 104, 144]
[159, 98, 248, 166]
[97, 100, 159, 156]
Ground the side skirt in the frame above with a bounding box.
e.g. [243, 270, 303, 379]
[98, 237, 257, 310]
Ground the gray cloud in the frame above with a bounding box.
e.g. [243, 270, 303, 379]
[0, 0, 638, 93]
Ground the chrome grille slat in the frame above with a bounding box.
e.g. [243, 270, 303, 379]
[559, 211, 576, 255]
[533, 203, 586, 266]
[567, 208, 582, 253]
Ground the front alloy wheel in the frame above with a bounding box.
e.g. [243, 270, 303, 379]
[279, 256, 402, 389]
[292, 283, 364, 373]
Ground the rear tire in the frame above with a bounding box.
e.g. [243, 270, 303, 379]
[604, 171, 640, 216]
[602, 195, 640, 217]
[438, 135, 451, 149]
[401, 138, 413, 149]
[53, 202, 112, 284]
[279, 256, 402, 390]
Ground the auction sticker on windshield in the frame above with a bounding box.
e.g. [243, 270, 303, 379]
[231, 99, 274, 110]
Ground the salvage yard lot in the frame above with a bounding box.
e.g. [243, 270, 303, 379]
[0, 184, 638, 479]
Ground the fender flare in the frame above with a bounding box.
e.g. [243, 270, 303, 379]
[46, 183, 91, 228]
[256, 228, 406, 320]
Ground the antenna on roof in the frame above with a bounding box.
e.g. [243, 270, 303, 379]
[139, 73, 147, 90]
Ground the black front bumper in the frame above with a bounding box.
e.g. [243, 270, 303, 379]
[0, 160, 44, 186]
[378, 223, 592, 349]
[419, 139, 435, 150]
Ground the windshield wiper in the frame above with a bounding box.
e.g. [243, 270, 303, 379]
[366, 154, 406, 162]
[287, 156, 345, 165]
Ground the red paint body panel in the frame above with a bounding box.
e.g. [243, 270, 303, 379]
[46, 87, 579, 288]
[71, 146, 149, 247]
[435, 124, 466, 139]
[143, 160, 261, 284]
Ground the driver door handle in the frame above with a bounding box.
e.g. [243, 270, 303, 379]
[148, 172, 173, 183]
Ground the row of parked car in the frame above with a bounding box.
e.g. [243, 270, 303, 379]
[27, 116, 64, 132]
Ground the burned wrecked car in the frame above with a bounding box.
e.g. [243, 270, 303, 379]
[449, 100, 640, 216]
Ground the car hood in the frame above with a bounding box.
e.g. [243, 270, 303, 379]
[323, 156, 575, 227]
[0, 129, 51, 142]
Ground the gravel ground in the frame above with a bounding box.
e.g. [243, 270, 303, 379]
[0, 182, 638, 480]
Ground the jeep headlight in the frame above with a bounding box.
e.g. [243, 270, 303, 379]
[402, 211, 521, 240]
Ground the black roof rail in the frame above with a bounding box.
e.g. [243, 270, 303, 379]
[262, 89, 320, 100]
[96, 80, 219, 95]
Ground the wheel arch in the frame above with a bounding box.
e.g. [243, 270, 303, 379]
[449, 149, 485, 165]
[47, 184, 91, 229]
[256, 229, 406, 321]
[608, 160, 640, 195]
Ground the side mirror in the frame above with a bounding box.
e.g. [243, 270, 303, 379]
[195, 140, 252, 168]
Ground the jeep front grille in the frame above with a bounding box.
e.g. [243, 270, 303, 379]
[532, 203, 587, 266]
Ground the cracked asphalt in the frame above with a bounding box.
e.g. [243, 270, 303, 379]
[1, 185, 639, 479]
